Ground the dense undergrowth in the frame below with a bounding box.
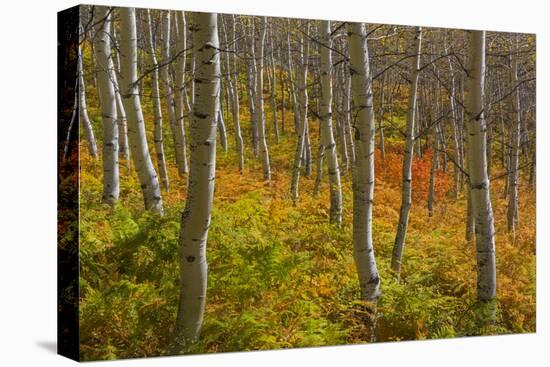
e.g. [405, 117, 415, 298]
[74, 49, 536, 360]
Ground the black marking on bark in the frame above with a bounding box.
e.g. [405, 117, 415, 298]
[194, 112, 209, 119]
[186, 256, 195, 263]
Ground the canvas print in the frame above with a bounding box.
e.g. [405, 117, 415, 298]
[57, 4, 536, 361]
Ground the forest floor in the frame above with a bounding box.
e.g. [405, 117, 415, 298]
[76, 80, 536, 360]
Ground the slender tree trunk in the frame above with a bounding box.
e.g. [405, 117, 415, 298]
[256, 17, 271, 180]
[119, 7, 163, 214]
[217, 108, 228, 152]
[344, 73, 356, 165]
[161, 11, 187, 176]
[269, 22, 280, 144]
[175, 11, 220, 345]
[94, 7, 120, 204]
[145, 9, 170, 191]
[77, 33, 98, 159]
[391, 27, 422, 277]
[318, 20, 342, 225]
[378, 72, 386, 161]
[287, 19, 299, 134]
[465, 30, 496, 304]
[428, 122, 438, 217]
[174, 11, 191, 175]
[248, 20, 259, 158]
[228, 15, 244, 172]
[507, 38, 521, 233]
[290, 26, 310, 203]
[348, 22, 381, 301]
[110, 24, 129, 163]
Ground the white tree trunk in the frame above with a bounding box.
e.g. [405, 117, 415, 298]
[507, 37, 521, 233]
[465, 30, 496, 302]
[174, 11, 190, 176]
[256, 17, 271, 180]
[175, 11, 220, 345]
[269, 22, 280, 144]
[318, 20, 342, 225]
[227, 14, 244, 172]
[119, 7, 163, 214]
[160, 11, 187, 176]
[290, 27, 310, 203]
[110, 24, 129, 163]
[145, 9, 170, 191]
[348, 22, 381, 300]
[77, 32, 98, 159]
[94, 7, 120, 204]
[391, 27, 422, 277]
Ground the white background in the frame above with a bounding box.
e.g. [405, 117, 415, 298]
[0, 0, 547, 365]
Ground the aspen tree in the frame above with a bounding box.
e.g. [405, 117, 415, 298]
[348, 22, 381, 300]
[391, 27, 423, 277]
[290, 24, 310, 203]
[465, 30, 496, 303]
[174, 11, 191, 176]
[507, 36, 521, 233]
[256, 17, 272, 180]
[77, 30, 99, 159]
[318, 20, 342, 225]
[175, 11, 220, 345]
[161, 11, 188, 176]
[119, 7, 163, 214]
[145, 9, 170, 190]
[94, 7, 120, 204]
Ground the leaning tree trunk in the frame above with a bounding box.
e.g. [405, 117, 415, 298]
[465, 30, 496, 304]
[318, 20, 342, 225]
[256, 17, 271, 180]
[77, 33, 98, 159]
[175, 11, 220, 346]
[145, 9, 170, 191]
[119, 7, 163, 214]
[94, 6, 120, 204]
[348, 22, 381, 301]
[391, 27, 422, 278]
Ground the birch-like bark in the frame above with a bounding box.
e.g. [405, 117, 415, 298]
[160, 11, 188, 176]
[145, 9, 170, 191]
[317, 20, 342, 225]
[344, 73, 356, 165]
[465, 30, 496, 302]
[77, 33, 98, 159]
[378, 72, 386, 161]
[290, 27, 310, 203]
[348, 22, 381, 300]
[174, 11, 190, 175]
[446, 39, 462, 200]
[391, 27, 422, 277]
[110, 24, 129, 163]
[94, 7, 120, 204]
[286, 19, 299, 134]
[225, 14, 244, 172]
[269, 22, 280, 144]
[119, 7, 163, 214]
[217, 108, 228, 152]
[175, 11, 220, 345]
[256, 17, 271, 180]
[507, 37, 521, 233]
[247, 20, 259, 157]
